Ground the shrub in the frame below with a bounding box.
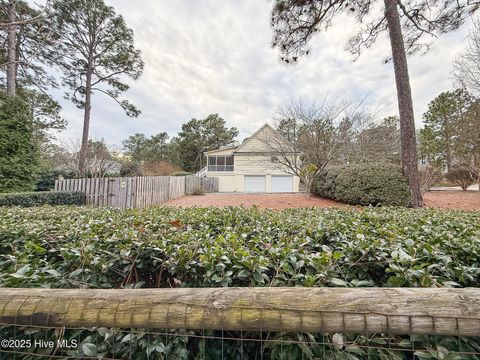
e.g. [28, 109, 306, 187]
[0, 191, 85, 207]
[119, 161, 143, 177]
[314, 163, 411, 206]
[142, 160, 182, 175]
[35, 169, 75, 191]
[0, 206, 479, 358]
[445, 168, 475, 190]
[170, 171, 192, 176]
[0, 92, 39, 192]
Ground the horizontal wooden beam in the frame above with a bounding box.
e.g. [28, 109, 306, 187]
[1, 287, 479, 336]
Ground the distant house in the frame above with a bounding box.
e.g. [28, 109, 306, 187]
[198, 124, 300, 193]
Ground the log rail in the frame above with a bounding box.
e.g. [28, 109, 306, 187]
[1, 287, 479, 336]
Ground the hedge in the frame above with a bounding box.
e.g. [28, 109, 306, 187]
[1, 206, 479, 358]
[314, 163, 411, 207]
[0, 191, 85, 207]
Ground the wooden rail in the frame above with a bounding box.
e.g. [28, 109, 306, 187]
[1, 288, 479, 336]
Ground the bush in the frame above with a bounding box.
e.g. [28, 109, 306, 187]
[170, 171, 192, 176]
[119, 161, 143, 177]
[0, 191, 85, 207]
[0, 92, 39, 192]
[35, 169, 75, 191]
[142, 160, 182, 176]
[0, 206, 479, 358]
[314, 163, 411, 206]
[445, 168, 475, 190]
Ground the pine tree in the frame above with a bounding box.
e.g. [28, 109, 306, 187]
[50, 0, 144, 176]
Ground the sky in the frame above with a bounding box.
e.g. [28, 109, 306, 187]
[48, 0, 473, 150]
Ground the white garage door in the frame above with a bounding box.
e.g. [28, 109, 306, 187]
[272, 175, 293, 192]
[244, 176, 266, 192]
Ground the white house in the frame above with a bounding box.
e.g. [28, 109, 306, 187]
[198, 124, 300, 193]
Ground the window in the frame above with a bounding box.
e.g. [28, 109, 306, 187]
[207, 156, 234, 172]
[271, 155, 279, 163]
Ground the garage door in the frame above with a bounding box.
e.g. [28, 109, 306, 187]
[244, 176, 266, 192]
[272, 175, 293, 192]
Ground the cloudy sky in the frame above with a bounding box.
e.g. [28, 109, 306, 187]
[50, 0, 472, 150]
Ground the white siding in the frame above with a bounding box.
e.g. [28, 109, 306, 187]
[204, 124, 301, 193]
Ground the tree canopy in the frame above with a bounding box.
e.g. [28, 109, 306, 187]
[420, 89, 472, 171]
[122, 132, 170, 163]
[176, 114, 238, 173]
[271, 0, 479, 62]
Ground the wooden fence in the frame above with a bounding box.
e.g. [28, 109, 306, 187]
[185, 175, 220, 194]
[1, 287, 479, 336]
[54, 175, 218, 209]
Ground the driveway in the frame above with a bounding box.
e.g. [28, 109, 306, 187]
[163, 193, 345, 210]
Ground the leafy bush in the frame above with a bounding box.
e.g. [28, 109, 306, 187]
[170, 171, 192, 176]
[314, 163, 411, 206]
[0, 191, 85, 207]
[0, 206, 479, 358]
[35, 169, 75, 191]
[0, 92, 39, 192]
[445, 168, 475, 190]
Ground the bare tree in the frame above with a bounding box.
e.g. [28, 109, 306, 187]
[454, 18, 480, 97]
[260, 98, 370, 197]
[54, 138, 118, 178]
[419, 165, 441, 195]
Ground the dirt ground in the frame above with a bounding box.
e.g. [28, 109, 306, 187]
[163, 193, 345, 210]
[424, 191, 480, 211]
[164, 191, 480, 211]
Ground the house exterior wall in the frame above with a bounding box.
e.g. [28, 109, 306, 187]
[204, 124, 300, 193]
[206, 154, 300, 192]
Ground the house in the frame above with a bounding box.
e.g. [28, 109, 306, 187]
[198, 124, 301, 193]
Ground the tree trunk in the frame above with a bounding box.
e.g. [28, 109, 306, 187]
[78, 67, 93, 177]
[383, 0, 423, 207]
[6, 0, 17, 96]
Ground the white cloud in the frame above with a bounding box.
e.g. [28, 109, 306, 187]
[50, 0, 470, 147]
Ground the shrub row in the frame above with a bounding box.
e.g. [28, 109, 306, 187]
[0, 206, 479, 358]
[313, 163, 412, 207]
[0, 191, 85, 207]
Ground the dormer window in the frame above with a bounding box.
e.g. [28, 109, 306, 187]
[208, 156, 234, 172]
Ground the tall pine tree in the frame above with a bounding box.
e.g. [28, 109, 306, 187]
[50, 0, 144, 175]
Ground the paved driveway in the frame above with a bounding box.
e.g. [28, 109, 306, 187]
[163, 193, 345, 210]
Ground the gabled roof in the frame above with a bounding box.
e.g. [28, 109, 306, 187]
[204, 145, 238, 155]
[234, 123, 275, 153]
[204, 123, 298, 155]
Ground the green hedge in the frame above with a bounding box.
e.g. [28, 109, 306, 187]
[0, 191, 85, 207]
[314, 163, 411, 206]
[0, 206, 479, 358]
